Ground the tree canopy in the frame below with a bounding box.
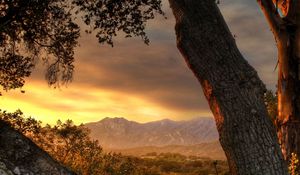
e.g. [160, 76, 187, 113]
[0, 0, 164, 93]
[0, 110, 230, 175]
[2, 0, 299, 173]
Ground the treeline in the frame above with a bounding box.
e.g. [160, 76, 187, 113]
[0, 109, 229, 175]
[137, 152, 229, 175]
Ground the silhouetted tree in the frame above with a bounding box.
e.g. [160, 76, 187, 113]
[2, 0, 300, 174]
[0, 0, 80, 90]
[0, 110, 156, 174]
[0, 110, 231, 175]
[168, 0, 290, 173]
[0, 109, 41, 134]
[0, 0, 164, 92]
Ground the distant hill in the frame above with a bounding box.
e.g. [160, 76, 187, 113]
[84, 117, 219, 149]
[107, 141, 226, 160]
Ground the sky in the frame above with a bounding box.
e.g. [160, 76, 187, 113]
[0, 0, 278, 125]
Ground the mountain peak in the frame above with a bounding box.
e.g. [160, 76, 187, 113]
[101, 117, 128, 122]
[85, 117, 218, 149]
[155, 118, 176, 126]
[159, 118, 174, 122]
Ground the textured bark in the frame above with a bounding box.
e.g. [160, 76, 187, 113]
[168, 0, 288, 174]
[258, 0, 300, 160]
[0, 120, 75, 175]
[277, 20, 300, 160]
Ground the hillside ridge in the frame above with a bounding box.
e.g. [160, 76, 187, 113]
[85, 117, 219, 149]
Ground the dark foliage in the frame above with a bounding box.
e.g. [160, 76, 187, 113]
[0, 109, 41, 134]
[0, 0, 80, 90]
[0, 0, 164, 92]
[0, 109, 230, 175]
[72, 0, 164, 46]
[264, 90, 278, 125]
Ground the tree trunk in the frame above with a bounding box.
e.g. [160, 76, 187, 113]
[168, 0, 288, 174]
[276, 1, 300, 161]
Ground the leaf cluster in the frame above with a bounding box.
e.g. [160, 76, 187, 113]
[72, 0, 164, 46]
[0, 0, 164, 92]
[0, 109, 163, 174]
[1, 110, 231, 175]
[0, 0, 80, 91]
[0, 109, 41, 134]
[0, 109, 230, 175]
[264, 90, 278, 125]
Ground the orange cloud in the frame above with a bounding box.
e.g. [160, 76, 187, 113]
[0, 0, 278, 125]
[0, 80, 211, 125]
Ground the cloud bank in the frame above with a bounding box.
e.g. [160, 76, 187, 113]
[0, 0, 278, 124]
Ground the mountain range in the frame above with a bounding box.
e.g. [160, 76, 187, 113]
[85, 117, 219, 149]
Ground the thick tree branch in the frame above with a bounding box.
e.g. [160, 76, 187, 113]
[286, 0, 296, 20]
[258, 0, 284, 39]
[294, 1, 300, 65]
[258, 0, 289, 79]
[272, 0, 289, 16]
[169, 0, 288, 173]
[295, 1, 300, 27]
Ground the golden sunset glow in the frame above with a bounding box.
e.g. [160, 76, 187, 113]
[1, 80, 211, 125]
[0, 1, 277, 125]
